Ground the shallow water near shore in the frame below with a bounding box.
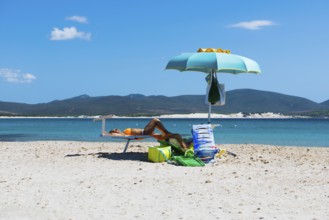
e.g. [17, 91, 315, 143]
[0, 118, 328, 147]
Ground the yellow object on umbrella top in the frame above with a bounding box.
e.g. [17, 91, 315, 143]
[197, 48, 231, 54]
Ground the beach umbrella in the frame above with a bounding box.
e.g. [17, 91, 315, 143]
[165, 48, 261, 123]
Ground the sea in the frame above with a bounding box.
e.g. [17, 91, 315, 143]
[0, 118, 328, 147]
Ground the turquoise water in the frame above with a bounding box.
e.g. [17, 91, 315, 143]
[0, 118, 328, 147]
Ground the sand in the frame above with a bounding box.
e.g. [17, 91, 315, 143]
[0, 141, 328, 220]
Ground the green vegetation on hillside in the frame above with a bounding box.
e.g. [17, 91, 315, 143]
[0, 89, 328, 117]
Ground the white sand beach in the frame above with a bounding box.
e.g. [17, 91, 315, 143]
[0, 141, 328, 219]
[106, 112, 301, 119]
[157, 112, 296, 119]
[0, 112, 297, 119]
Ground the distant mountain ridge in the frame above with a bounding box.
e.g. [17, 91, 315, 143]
[1, 89, 329, 117]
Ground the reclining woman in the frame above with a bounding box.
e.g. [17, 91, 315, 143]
[109, 118, 188, 151]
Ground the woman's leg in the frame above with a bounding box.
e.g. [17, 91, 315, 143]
[144, 118, 188, 150]
[143, 118, 171, 135]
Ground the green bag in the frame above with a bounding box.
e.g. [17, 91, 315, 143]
[171, 149, 205, 167]
[172, 155, 205, 167]
[208, 74, 220, 105]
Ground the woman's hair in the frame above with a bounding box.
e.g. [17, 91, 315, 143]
[109, 129, 121, 134]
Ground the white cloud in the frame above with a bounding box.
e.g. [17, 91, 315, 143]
[50, 26, 91, 41]
[0, 68, 37, 83]
[230, 20, 276, 30]
[66, 15, 88, 24]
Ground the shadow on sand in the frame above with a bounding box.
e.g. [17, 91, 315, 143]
[97, 152, 148, 162]
[65, 152, 148, 162]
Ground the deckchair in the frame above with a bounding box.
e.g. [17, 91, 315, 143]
[192, 124, 216, 151]
[94, 116, 151, 153]
[192, 124, 236, 161]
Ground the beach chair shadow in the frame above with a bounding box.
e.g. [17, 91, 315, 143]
[65, 151, 148, 162]
[96, 152, 149, 162]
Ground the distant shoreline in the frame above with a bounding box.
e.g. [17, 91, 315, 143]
[0, 112, 311, 119]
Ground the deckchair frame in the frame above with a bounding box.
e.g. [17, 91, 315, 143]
[94, 116, 150, 153]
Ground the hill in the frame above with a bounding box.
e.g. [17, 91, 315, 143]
[0, 89, 329, 117]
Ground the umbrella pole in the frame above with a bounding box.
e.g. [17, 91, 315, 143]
[207, 71, 215, 124]
[208, 103, 211, 124]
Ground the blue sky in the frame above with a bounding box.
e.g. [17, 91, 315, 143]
[1, 0, 329, 104]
